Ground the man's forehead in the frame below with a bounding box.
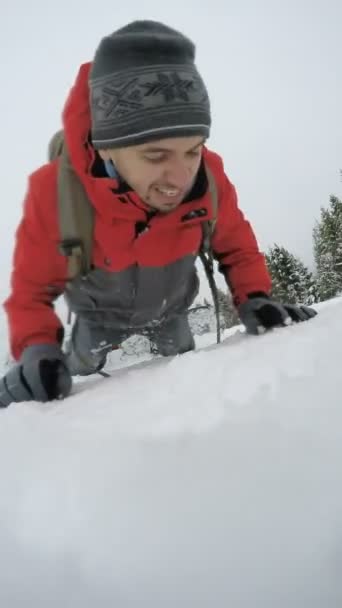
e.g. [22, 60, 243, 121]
[137, 136, 205, 153]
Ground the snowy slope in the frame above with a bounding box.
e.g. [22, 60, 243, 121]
[0, 297, 342, 607]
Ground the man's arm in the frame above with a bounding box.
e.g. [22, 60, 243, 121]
[211, 173, 272, 306]
[3, 169, 68, 360]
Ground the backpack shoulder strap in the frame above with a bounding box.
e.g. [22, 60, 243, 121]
[201, 162, 218, 253]
[48, 129, 64, 161]
[199, 162, 221, 344]
[49, 131, 94, 280]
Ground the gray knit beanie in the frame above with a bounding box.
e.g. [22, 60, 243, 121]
[89, 20, 211, 149]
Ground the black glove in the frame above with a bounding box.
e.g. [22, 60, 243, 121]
[0, 344, 72, 408]
[238, 293, 317, 336]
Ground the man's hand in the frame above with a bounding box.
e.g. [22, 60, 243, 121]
[238, 293, 317, 335]
[0, 344, 72, 407]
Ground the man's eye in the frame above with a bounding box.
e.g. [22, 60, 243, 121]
[143, 148, 202, 162]
[187, 150, 201, 157]
[143, 154, 165, 163]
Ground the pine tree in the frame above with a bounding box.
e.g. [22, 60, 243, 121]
[313, 195, 342, 300]
[266, 244, 319, 305]
[217, 288, 240, 328]
[188, 301, 216, 336]
[188, 288, 239, 336]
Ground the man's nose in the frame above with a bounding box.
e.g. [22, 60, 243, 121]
[164, 159, 192, 186]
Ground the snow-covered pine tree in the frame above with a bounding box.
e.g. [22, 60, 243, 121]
[313, 195, 342, 301]
[188, 288, 239, 336]
[266, 244, 319, 305]
[217, 288, 240, 328]
[188, 301, 216, 336]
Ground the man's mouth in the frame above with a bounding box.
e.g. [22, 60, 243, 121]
[155, 186, 182, 198]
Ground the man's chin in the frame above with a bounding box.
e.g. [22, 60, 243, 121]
[153, 192, 187, 210]
[162, 203, 183, 214]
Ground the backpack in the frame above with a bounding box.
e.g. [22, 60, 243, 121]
[48, 130, 221, 342]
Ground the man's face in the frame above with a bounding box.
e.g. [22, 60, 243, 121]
[98, 136, 205, 212]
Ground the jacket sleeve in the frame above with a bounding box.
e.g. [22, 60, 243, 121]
[3, 169, 68, 360]
[211, 172, 272, 306]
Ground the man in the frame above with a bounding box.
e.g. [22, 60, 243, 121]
[0, 20, 316, 407]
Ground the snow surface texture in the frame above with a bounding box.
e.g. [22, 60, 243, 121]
[0, 297, 341, 607]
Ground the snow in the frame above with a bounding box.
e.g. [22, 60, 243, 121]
[0, 297, 341, 606]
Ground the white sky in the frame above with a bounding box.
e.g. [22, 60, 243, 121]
[1, 0, 341, 297]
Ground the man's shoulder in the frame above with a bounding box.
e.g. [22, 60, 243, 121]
[202, 145, 238, 205]
[29, 160, 58, 192]
[202, 146, 227, 179]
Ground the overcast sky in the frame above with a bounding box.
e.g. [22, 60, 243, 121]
[1, 0, 341, 298]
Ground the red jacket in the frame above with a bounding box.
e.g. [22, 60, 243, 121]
[4, 63, 271, 360]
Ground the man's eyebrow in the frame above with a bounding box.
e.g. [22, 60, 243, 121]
[140, 139, 206, 154]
